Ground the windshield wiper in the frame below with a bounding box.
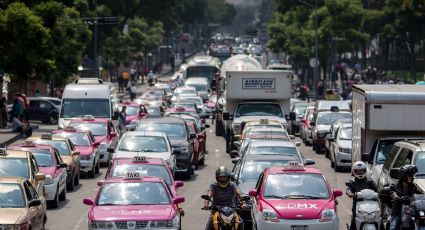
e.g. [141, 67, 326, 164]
[298, 195, 324, 199]
[99, 203, 117, 206]
[118, 148, 132, 151]
[264, 195, 287, 199]
[140, 149, 159, 152]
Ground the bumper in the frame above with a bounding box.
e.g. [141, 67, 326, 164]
[44, 182, 58, 201]
[174, 154, 192, 173]
[305, 130, 313, 143]
[98, 147, 111, 163]
[335, 151, 352, 167]
[313, 137, 326, 147]
[80, 159, 94, 173]
[256, 217, 339, 230]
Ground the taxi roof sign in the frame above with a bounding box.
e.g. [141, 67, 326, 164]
[41, 133, 52, 140]
[259, 119, 269, 124]
[0, 148, 7, 156]
[22, 140, 36, 147]
[63, 126, 77, 131]
[133, 156, 148, 163]
[126, 172, 141, 179]
[282, 161, 305, 171]
[81, 115, 96, 121]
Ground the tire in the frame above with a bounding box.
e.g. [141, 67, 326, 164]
[225, 134, 231, 153]
[215, 120, 223, 136]
[184, 168, 191, 180]
[74, 172, 80, 185]
[50, 190, 59, 208]
[199, 154, 205, 165]
[59, 186, 66, 201]
[48, 113, 58, 125]
[88, 165, 96, 178]
[67, 176, 75, 191]
[95, 161, 100, 174]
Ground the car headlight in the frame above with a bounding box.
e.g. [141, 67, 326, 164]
[262, 209, 279, 223]
[88, 221, 114, 229]
[233, 123, 241, 134]
[320, 209, 336, 222]
[339, 147, 351, 154]
[44, 175, 54, 185]
[150, 220, 174, 228]
[80, 154, 93, 161]
[173, 146, 188, 153]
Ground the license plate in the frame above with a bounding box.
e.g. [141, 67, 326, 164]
[291, 226, 308, 230]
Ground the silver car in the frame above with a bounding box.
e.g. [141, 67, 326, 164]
[329, 123, 352, 172]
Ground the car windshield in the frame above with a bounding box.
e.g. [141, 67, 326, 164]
[171, 103, 197, 110]
[118, 136, 168, 152]
[176, 89, 197, 95]
[69, 122, 107, 136]
[31, 150, 54, 167]
[248, 146, 299, 159]
[236, 104, 283, 117]
[240, 160, 290, 181]
[0, 184, 25, 208]
[146, 107, 161, 116]
[295, 106, 307, 115]
[53, 132, 90, 146]
[178, 98, 202, 106]
[111, 164, 172, 185]
[376, 140, 399, 164]
[264, 173, 330, 199]
[414, 152, 425, 175]
[316, 112, 352, 125]
[33, 139, 71, 156]
[61, 98, 110, 118]
[187, 84, 207, 92]
[136, 124, 185, 139]
[97, 182, 170, 205]
[0, 158, 29, 179]
[186, 67, 216, 82]
[119, 106, 138, 116]
[339, 128, 352, 140]
[248, 130, 287, 136]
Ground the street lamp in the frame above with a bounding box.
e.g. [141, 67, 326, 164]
[296, 0, 319, 98]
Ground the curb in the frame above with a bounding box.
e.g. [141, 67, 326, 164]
[0, 124, 40, 147]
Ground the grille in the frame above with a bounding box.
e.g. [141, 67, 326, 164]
[113, 221, 148, 229]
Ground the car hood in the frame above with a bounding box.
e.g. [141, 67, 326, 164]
[233, 116, 287, 126]
[337, 140, 352, 149]
[237, 180, 257, 195]
[316, 125, 331, 132]
[61, 155, 74, 166]
[263, 199, 334, 219]
[0, 208, 27, 224]
[168, 138, 188, 147]
[39, 167, 57, 177]
[94, 136, 107, 144]
[74, 146, 94, 156]
[90, 205, 175, 221]
[115, 150, 170, 161]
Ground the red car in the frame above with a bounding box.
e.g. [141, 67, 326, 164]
[69, 115, 119, 165]
[52, 127, 100, 178]
[117, 101, 148, 125]
[300, 106, 315, 145]
[186, 121, 206, 169]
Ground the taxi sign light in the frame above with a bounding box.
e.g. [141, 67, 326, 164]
[126, 172, 141, 179]
[259, 119, 269, 124]
[175, 107, 186, 112]
[81, 115, 95, 121]
[133, 156, 148, 163]
[41, 133, 52, 140]
[22, 140, 36, 147]
[63, 126, 77, 131]
[0, 148, 7, 156]
[282, 161, 305, 171]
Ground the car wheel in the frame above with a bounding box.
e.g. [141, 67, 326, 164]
[95, 161, 100, 174]
[215, 121, 223, 136]
[199, 154, 205, 165]
[48, 113, 58, 125]
[330, 154, 335, 168]
[50, 190, 59, 208]
[67, 176, 75, 191]
[59, 186, 66, 201]
[312, 143, 316, 151]
[184, 168, 192, 180]
[225, 135, 231, 153]
[88, 165, 96, 178]
[74, 172, 80, 186]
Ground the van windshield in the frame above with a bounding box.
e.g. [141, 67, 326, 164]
[186, 66, 217, 83]
[236, 104, 283, 117]
[61, 98, 110, 118]
[187, 84, 208, 92]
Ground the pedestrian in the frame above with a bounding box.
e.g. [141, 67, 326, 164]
[118, 106, 127, 137]
[169, 52, 175, 72]
[11, 115, 33, 138]
[34, 89, 41, 97]
[181, 47, 186, 62]
[298, 84, 310, 102]
[130, 84, 137, 102]
[316, 79, 325, 100]
[122, 71, 130, 91]
[0, 97, 7, 128]
[11, 97, 23, 122]
[147, 71, 155, 87]
[118, 74, 124, 93]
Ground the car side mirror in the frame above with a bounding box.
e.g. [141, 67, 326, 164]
[107, 147, 115, 153]
[248, 189, 257, 197]
[305, 159, 315, 165]
[97, 180, 105, 186]
[35, 173, 45, 181]
[173, 196, 185, 204]
[72, 151, 80, 156]
[333, 189, 343, 198]
[361, 153, 370, 162]
[327, 136, 335, 142]
[310, 121, 316, 126]
[174, 181, 184, 188]
[231, 158, 240, 164]
[28, 199, 42, 207]
[230, 150, 239, 158]
[189, 133, 197, 139]
[83, 198, 95, 206]
[57, 163, 67, 169]
[110, 132, 118, 138]
[390, 168, 400, 179]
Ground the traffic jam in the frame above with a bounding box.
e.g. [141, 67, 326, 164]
[1, 52, 425, 230]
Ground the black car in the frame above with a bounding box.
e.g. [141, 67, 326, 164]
[135, 117, 196, 179]
[27, 97, 60, 124]
[231, 154, 302, 229]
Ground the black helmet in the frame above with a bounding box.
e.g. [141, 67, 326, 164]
[215, 166, 231, 188]
[399, 165, 418, 182]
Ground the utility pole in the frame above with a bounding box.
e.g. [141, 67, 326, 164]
[93, 0, 98, 78]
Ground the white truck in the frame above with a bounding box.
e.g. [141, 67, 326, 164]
[222, 70, 295, 153]
[352, 85, 425, 186]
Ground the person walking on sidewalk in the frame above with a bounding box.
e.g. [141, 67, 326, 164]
[118, 106, 127, 137]
[169, 52, 175, 72]
[0, 97, 7, 128]
[130, 84, 137, 102]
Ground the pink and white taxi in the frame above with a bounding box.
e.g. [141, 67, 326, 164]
[248, 162, 343, 230]
[83, 172, 185, 230]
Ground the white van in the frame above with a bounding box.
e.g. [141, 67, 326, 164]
[59, 83, 116, 128]
[184, 77, 209, 102]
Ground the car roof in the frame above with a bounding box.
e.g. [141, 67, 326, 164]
[28, 136, 69, 142]
[267, 166, 321, 174]
[242, 154, 299, 162]
[0, 149, 31, 158]
[104, 176, 167, 184]
[0, 176, 27, 184]
[249, 140, 296, 148]
[8, 143, 54, 152]
[118, 102, 141, 107]
[175, 86, 196, 91]
[112, 157, 167, 165]
[28, 97, 61, 101]
[339, 123, 352, 128]
[124, 131, 166, 137]
[245, 119, 282, 125]
[138, 117, 186, 124]
[70, 118, 110, 123]
[248, 127, 287, 132]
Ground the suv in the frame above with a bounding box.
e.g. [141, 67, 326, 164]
[378, 140, 425, 194]
[27, 97, 61, 124]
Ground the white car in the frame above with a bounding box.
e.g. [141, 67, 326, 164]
[329, 123, 352, 172]
[176, 95, 208, 117]
[171, 86, 198, 102]
[111, 131, 176, 173]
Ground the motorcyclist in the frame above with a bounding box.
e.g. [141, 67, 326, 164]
[346, 161, 377, 230]
[389, 164, 419, 230]
[202, 166, 247, 230]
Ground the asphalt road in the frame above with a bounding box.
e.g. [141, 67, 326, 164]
[14, 120, 352, 230]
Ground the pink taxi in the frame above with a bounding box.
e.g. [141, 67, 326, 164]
[117, 101, 148, 124]
[7, 142, 68, 208]
[69, 115, 119, 165]
[249, 162, 343, 230]
[83, 174, 185, 229]
[52, 127, 100, 178]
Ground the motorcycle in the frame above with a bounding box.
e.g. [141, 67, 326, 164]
[346, 182, 382, 230]
[411, 194, 425, 229]
[201, 194, 247, 230]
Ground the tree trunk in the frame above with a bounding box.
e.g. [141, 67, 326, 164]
[409, 42, 417, 82]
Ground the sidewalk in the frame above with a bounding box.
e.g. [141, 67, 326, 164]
[0, 124, 40, 147]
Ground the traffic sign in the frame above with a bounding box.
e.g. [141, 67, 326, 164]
[309, 58, 320, 68]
